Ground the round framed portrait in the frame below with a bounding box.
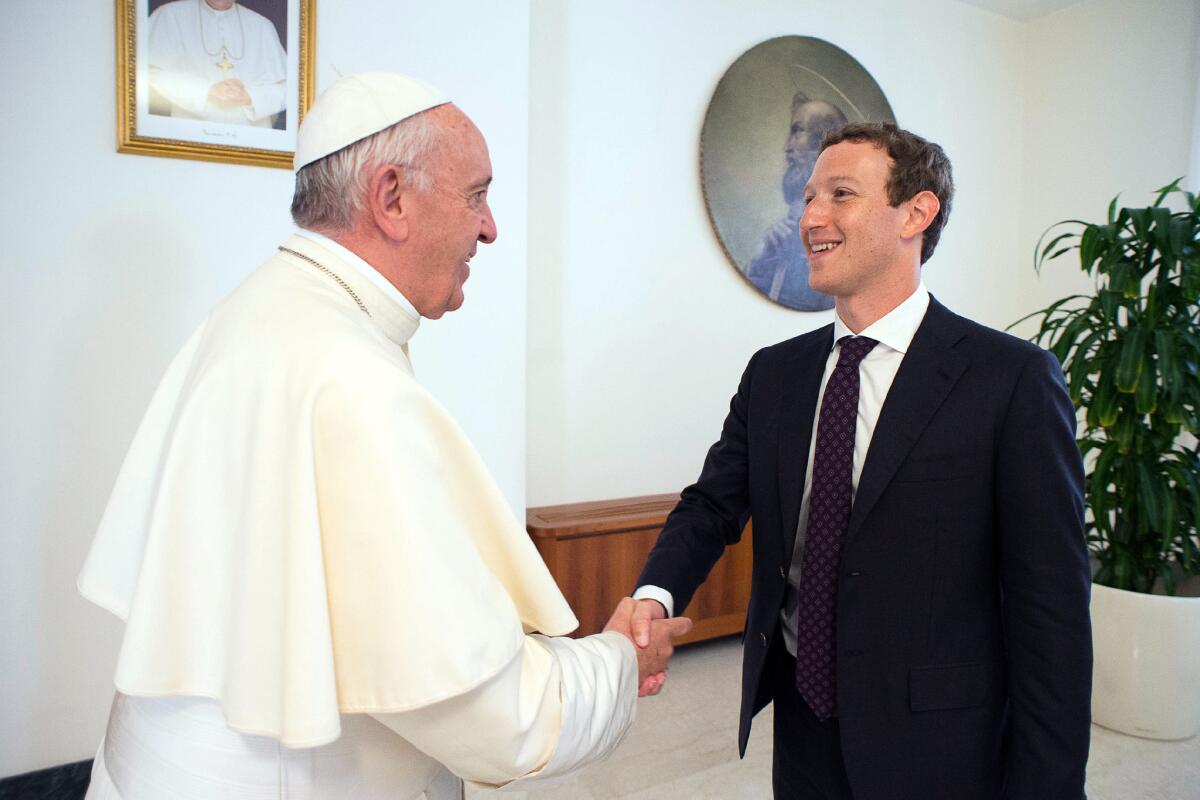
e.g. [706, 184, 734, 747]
[701, 36, 896, 311]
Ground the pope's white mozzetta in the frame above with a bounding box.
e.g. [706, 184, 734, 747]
[77, 70, 672, 800]
[79, 235, 639, 798]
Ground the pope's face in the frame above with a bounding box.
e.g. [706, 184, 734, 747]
[404, 110, 497, 319]
[204, 0, 237, 10]
[800, 141, 910, 300]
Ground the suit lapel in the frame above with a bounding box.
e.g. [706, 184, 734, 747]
[846, 299, 970, 542]
[778, 326, 834, 564]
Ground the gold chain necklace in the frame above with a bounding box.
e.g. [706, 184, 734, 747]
[278, 246, 371, 318]
[197, 0, 245, 59]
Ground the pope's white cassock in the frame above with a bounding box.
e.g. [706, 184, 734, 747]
[148, 0, 287, 127]
[78, 232, 638, 799]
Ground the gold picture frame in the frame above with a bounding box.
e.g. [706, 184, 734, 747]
[117, 0, 315, 169]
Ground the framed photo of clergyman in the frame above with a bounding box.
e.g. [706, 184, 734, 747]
[701, 36, 895, 311]
[116, 0, 315, 169]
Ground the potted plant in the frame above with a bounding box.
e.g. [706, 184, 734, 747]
[1015, 179, 1200, 740]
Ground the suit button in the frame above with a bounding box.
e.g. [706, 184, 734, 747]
[760, 632, 768, 647]
[778, 566, 786, 580]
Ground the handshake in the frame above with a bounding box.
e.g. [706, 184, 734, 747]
[604, 598, 693, 697]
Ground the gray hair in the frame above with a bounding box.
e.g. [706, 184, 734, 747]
[291, 110, 438, 234]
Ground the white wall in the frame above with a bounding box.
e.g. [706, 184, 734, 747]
[0, 1, 530, 777]
[1015, 0, 1199, 333]
[527, 0, 1031, 505]
[526, 0, 1199, 507]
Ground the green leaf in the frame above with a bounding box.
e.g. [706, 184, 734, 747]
[1115, 407, 1138, 453]
[1168, 215, 1190, 263]
[1099, 289, 1119, 322]
[1129, 208, 1152, 240]
[1137, 461, 1166, 534]
[1007, 296, 1089, 334]
[1092, 367, 1120, 428]
[1151, 206, 1174, 262]
[1050, 312, 1093, 365]
[1090, 444, 1121, 534]
[1114, 549, 1132, 590]
[1135, 357, 1158, 415]
[1152, 178, 1184, 207]
[1159, 563, 1177, 596]
[1035, 221, 1084, 274]
[1079, 225, 1102, 273]
[1115, 328, 1148, 393]
[1040, 230, 1078, 263]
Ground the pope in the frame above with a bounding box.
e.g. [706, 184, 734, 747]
[78, 72, 691, 800]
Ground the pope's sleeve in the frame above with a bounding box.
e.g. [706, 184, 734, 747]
[241, 17, 287, 122]
[370, 631, 638, 789]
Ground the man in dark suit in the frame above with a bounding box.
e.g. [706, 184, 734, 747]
[631, 123, 1092, 799]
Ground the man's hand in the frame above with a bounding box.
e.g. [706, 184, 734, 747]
[630, 598, 666, 648]
[604, 598, 692, 697]
[207, 79, 252, 109]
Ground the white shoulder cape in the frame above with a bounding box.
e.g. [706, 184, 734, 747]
[78, 236, 578, 748]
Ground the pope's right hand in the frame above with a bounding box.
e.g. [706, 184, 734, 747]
[604, 598, 692, 697]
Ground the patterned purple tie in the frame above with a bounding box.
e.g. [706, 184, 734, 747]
[795, 335, 878, 720]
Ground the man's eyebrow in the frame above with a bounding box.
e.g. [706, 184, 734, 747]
[802, 174, 862, 196]
[470, 176, 493, 191]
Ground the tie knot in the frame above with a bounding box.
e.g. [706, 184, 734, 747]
[836, 336, 878, 368]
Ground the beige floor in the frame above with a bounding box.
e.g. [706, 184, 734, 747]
[468, 636, 1200, 799]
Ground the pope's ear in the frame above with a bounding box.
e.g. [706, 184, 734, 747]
[367, 164, 411, 242]
[901, 190, 940, 241]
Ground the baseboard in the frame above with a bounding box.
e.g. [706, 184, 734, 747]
[0, 760, 92, 800]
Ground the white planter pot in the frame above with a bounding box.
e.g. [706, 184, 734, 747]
[1090, 582, 1200, 740]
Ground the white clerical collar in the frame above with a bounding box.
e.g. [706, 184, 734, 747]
[296, 229, 422, 321]
[200, 1, 235, 17]
[832, 283, 930, 355]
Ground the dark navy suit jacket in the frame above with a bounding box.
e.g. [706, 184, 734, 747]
[637, 298, 1092, 800]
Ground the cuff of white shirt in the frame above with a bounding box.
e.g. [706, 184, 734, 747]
[632, 585, 675, 618]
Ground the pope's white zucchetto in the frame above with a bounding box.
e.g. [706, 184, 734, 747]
[293, 72, 449, 172]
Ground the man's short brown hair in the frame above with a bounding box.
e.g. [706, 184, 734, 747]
[820, 123, 954, 264]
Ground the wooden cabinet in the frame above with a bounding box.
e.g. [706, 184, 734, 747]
[526, 494, 752, 645]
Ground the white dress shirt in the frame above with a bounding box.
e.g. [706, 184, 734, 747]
[636, 285, 931, 658]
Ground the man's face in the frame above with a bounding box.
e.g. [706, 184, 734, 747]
[404, 109, 498, 319]
[799, 141, 910, 299]
[783, 100, 847, 206]
[205, 0, 237, 10]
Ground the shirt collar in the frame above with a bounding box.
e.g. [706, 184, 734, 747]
[831, 283, 930, 355]
[296, 228, 422, 321]
[285, 231, 421, 348]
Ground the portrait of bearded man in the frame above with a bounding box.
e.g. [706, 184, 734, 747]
[743, 92, 847, 311]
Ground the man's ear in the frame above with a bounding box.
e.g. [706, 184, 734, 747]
[900, 190, 940, 241]
[367, 164, 411, 243]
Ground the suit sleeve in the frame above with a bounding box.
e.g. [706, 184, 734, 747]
[371, 631, 637, 790]
[994, 347, 1091, 799]
[636, 350, 759, 613]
